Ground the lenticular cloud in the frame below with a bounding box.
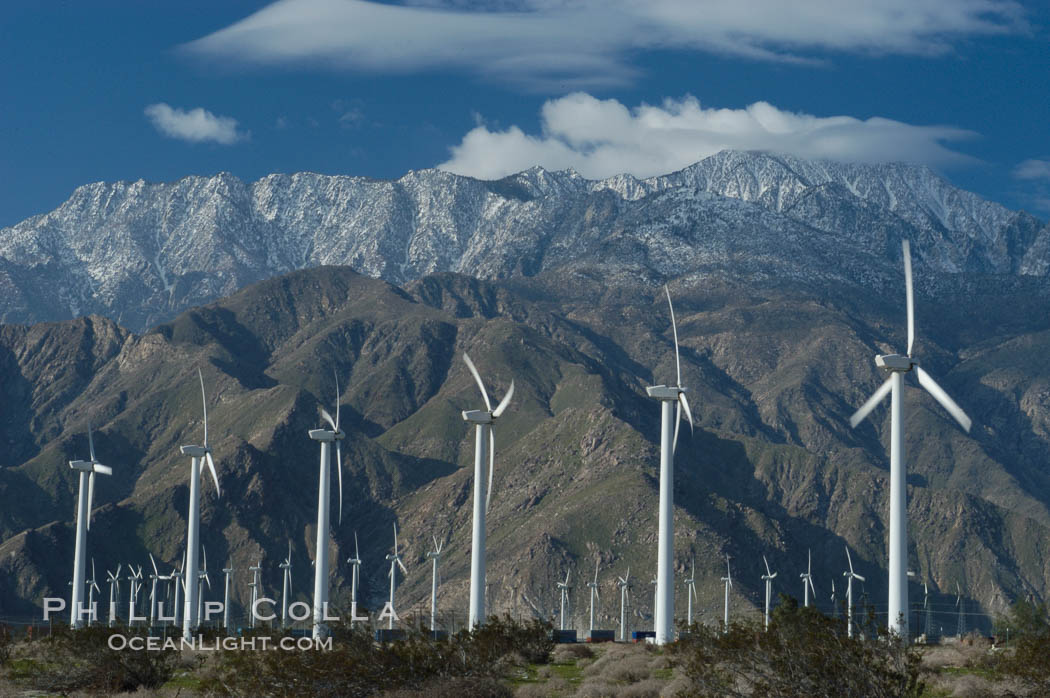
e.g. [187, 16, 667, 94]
[438, 93, 975, 181]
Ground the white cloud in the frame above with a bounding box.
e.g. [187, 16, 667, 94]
[1014, 159, 1050, 180]
[438, 93, 976, 180]
[182, 0, 1025, 88]
[144, 103, 248, 145]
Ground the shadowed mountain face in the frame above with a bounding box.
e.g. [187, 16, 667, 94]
[1, 265, 1049, 634]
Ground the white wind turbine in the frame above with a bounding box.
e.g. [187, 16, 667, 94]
[646, 287, 694, 645]
[106, 564, 121, 627]
[180, 369, 222, 640]
[557, 569, 572, 631]
[170, 554, 185, 627]
[761, 555, 777, 631]
[197, 546, 212, 626]
[849, 240, 972, 639]
[222, 562, 233, 631]
[617, 568, 631, 641]
[955, 582, 966, 636]
[248, 561, 262, 629]
[347, 532, 362, 624]
[684, 558, 698, 626]
[386, 523, 408, 630]
[461, 353, 515, 629]
[586, 559, 600, 633]
[279, 542, 293, 628]
[831, 579, 837, 618]
[128, 565, 143, 625]
[425, 536, 443, 633]
[86, 559, 100, 627]
[69, 423, 113, 628]
[800, 550, 816, 608]
[923, 582, 931, 638]
[721, 554, 732, 633]
[148, 554, 163, 626]
[308, 373, 344, 640]
[844, 547, 865, 638]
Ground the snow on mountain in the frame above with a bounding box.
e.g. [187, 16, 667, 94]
[0, 150, 1046, 330]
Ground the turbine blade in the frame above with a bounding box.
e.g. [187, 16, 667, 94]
[672, 400, 681, 455]
[903, 240, 914, 357]
[88, 422, 96, 462]
[666, 285, 681, 387]
[486, 429, 495, 515]
[393, 522, 399, 554]
[594, 560, 599, 585]
[87, 472, 95, 531]
[398, 558, 408, 575]
[915, 366, 972, 433]
[205, 452, 221, 497]
[355, 530, 360, 560]
[336, 441, 343, 526]
[93, 464, 113, 476]
[763, 555, 771, 577]
[680, 393, 694, 433]
[92, 558, 96, 582]
[202, 546, 208, 571]
[150, 553, 159, 577]
[320, 408, 337, 432]
[462, 353, 492, 411]
[846, 547, 855, 574]
[849, 377, 893, 428]
[492, 380, 514, 418]
[808, 549, 812, 576]
[808, 577, 817, 597]
[334, 370, 340, 430]
[198, 368, 208, 447]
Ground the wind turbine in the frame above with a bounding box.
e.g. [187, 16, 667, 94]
[646, 287, 694, 645]
[684, 557, 698, 626]
[460, 353, 514, 629]
[248, 561, 262, 629]
[197, 546, 212, 626]
[222, 562, 233, 632]
[180, 369, 222, 640]
[425, 536, 443, 632]
[849, 240, 972, 639]
[956, 583, 966, 637]
[586, 559, 600, 632]
[148, 554, 163, 627]
[831, 579, 837, 618]
[721, 555, 732, 633]
[85, 559, 100, 627]
[800, 550, 816, 608]
[69, 423, 112, 628]
[279, 542, 293, 628]
[761, 555, 777, 631]
[557, 569, 572, 631]
[106, 564, 121, 627]
[170, 554, 185, 627]
[386, 523, 408, 630]
[844, 547, 865, 638]
[308, 372, 344, 640]
[127, 565, 143, 625]
[347, 532, 362, 624]
[617, 568, 631, 641]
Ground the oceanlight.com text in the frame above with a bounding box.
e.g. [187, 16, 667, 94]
[107, 634, 333, 652]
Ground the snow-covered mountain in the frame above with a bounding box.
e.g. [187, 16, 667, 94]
[1, 150, 1046, 330]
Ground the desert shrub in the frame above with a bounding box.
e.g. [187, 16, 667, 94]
[201, 615, 553, 697]
[11, 625, 176, 694]
[554, 642, 594, 661]
[670, 598, 923, 698]
[0, 624, 11, 666]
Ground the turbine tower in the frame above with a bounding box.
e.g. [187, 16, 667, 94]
[586, 559, 600, 632]
[955, 583, 966, 637]
[386, 523, 408, 630]
[761, 555, 777, 631]
[425, 536, 443, 632]
[347, 532, 362, 625]
[460, 353, 514, 629]
[180, 369, 222, 640]
[844, 547, 865, 638]
[684, 557, 698, 626]
[721, 555, 732, 633]
[308, 373, 344, 640]
[279, 542, 293, 628]
[222, 562, 233, 631]
[69, 423, 113, 628]
[646, 287, 694, 645]
[849, 240, 972, 639]
[557, 570, 572, 631]
[197, 546, 211, 626]
[105, 564, 121, 627]
[248, 561, 262, 629]
[616, 568, 631, 641]
[86, 559, 100, 627]
[800, 550, 816, 608]
[170, 554, 185, 627]
[148, 554, 163, 627]
[127, 565, 143, 626]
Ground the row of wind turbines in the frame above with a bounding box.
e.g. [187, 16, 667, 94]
[64, 240, 971, 644]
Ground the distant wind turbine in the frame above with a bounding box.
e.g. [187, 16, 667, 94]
[197, 546, 211, 626]
[721, 554, 732, 633]
[148, 554, 163, 627]
[461, 353, 514, 629]
[800, 550, 816, 608]
[386, 523, 408, 630]
[180, 369, 222, 640]
[684, 557, 698, 626]
[586, 559, 600, 632]
[222, 561, 233, 631]
[617, 568, 631, 641]
[248, 561, 261, 629]
[425, 536, 443, 632]
[844, 547, 865, 639]
[279, 542, 293, 628]
[849, 240, 972, 639]
[761, 555, 777, 631]
[646, 287, 694, 645]
[557, 569, 572, 631]
[308, 372, 344, 640]
[85, 559, 100, 627]
[956, 582, 966, 637]
[69, 423, 113, 628]
[106, 564, 121, 627]
[347, 532, 362, 625]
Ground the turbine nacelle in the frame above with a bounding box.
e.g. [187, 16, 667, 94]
[69, 459, 111, 475]
[461, 409, 494, 424]
[875, 354, 916, 372]
[179, 445, 209, 458]
[645, 385, 685, 401]
[308, 428, 344, 442]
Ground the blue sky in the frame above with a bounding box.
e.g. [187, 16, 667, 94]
[2, 0, 1048, 228]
